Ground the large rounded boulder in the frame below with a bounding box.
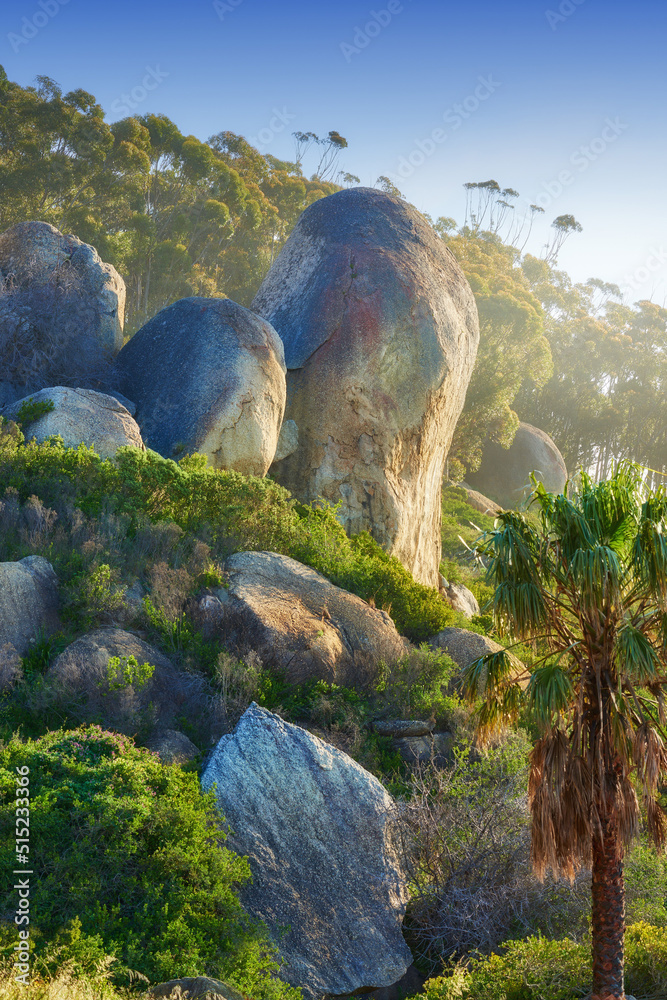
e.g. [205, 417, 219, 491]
[201, 703, 412, 997]
[466, 422, 567, 509]
[0, 221, 125, 386]
[2, 387, 144, 459]
[110, 297, 286, 475]
[195, 550, 410, 686]
[252, 188, 479, 587]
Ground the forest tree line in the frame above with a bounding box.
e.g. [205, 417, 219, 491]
[1, 65, 666, 484]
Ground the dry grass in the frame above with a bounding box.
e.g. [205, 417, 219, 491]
[0, 959, 137, 1000]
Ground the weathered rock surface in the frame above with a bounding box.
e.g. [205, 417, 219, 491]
[459, 485, 503, 516]
[148, 979, 244, 1000]
[0, 382, 18, 408]
[143, 728, 199, 766]
[373, 719, 435, 738]
[0, 220, 125, 372]
[48, 629, 213, 735]
[428, 627, 526, 687]
[111, 297, 286, 475]
[467, 422, 567, 509]
[442, 581, 480, 619]
[252, 187, 480, 587]
[201, 703, 412, 997]
[198, 550, 409, 685]
[428, 626, 506, 669]
[2, 387, 144, 458]
[393, 732, 453, 765]
[0, 556, 59, 656]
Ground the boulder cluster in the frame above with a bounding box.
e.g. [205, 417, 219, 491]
[0, 190, 569, 997]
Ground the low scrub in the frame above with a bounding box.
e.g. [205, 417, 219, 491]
[0, 427, 468, 641]
[416, 921, 667, 1000]
[0, 726, 299, 999]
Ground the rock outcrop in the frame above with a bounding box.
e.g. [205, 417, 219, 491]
[252, 188, 480, 587]
[148, 979, 244, 1000]
[143, 729, 199, 766]
[0, 556, 59, 656]
[441, 580, 480, 619]
[459, 485, 503, 516]
[2, 387, 144, 458]
[196, 550, 409, 685]
[466, 422, 567, 509]
[111, 297, 286, 475]
[201, 703, 412, 997]
[0, 220, 125, 385]
[428, 626, 526, 687]
[48, 629, 214, 736]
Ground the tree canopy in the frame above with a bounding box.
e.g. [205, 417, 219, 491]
[464, 465, 667, 999]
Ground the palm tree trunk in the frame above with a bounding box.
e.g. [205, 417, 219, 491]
[591, 813, 625, 1000]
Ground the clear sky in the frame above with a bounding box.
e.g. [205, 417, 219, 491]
[2, 0, 666, 303]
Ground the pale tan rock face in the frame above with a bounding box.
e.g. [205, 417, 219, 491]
[0, 220, 125, 356]
[252, 188, 480, 588]
[199, 550, 410, 686]
[2, 387, 144, 459]
[110, 297, 286, 476]
[467, 421, 568, 509]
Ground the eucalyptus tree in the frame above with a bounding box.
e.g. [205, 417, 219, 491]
[464, 465, 667, 1000]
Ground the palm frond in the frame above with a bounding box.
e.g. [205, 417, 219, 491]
[461, 649, 523, 702]
[617, 624, 660, 684]
[528, 661, 575, 729]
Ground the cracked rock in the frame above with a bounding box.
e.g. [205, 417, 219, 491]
[199, 550, 410, 685]
[252, 187, 479, 587]
[201, 703, 412, 997]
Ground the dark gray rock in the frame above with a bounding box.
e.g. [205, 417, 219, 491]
[47, 629, 214, 736]
[252, 187, 479, 587]
[466, 422, 567, 509]
[0, 555, 59, 656]
[0, 382, 18, 408]
[0, 220, 125, 384]
[373, 719, 435, 738]
[197, 550, 410, 686]
[393, 732, 454, 765]
[143, 729, 199, 766]
[110, 297, 286, 475]
[201, 703, 412, 997]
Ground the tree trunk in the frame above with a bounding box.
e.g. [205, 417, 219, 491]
[591, 813, 625, 1000]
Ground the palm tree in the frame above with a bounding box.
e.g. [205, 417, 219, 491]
[463, 464, 667, 1000]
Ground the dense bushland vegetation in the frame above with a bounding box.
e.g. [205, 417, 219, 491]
[0, 726, 299, 998]
[3, 62, 667, 1000]
[2, 64, 667, 483]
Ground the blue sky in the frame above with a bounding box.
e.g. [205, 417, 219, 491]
[2, 0, 666, 303]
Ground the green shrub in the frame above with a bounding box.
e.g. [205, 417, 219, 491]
[15, 397, 55, 427]
[415, 922, 667, 1000]
[441, 485, 496, 564]
[0, 430, 471, 641]
[0, 727, 300, 999]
